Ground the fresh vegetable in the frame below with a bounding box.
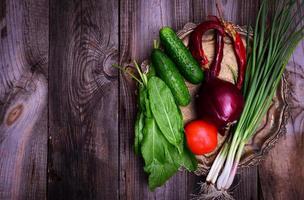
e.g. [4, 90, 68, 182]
[185, 120, 218, 155]
[144, 76, 197, 190]
[134, 110, 144, 155]
[134, 84, 149, 155]
[198, 0, 304, 198]
[151, 48, 191, 106]
[197, 78, 244, 129]
[175, 139, 199, 172]
[141, 116, 179, 190]
[118, 61, 197, 191]
[148, 76, 184, 153]
[159, 27, 204, 84]
[189, 19, 225, 67]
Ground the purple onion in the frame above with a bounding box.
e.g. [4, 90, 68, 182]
[197, 78, 244, 129]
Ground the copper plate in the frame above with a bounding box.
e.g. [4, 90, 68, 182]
[142, 23, 289, 176]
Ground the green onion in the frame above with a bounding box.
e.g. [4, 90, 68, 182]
[206, 0, 304, 193]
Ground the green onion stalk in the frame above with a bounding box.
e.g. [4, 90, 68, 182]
[196, 0, 304, 198]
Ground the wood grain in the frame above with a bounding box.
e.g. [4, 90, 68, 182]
[0, 0, 48, 199]
[48, 0, 119, 199]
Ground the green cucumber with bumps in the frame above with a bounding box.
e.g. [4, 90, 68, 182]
[159, 27, 204, 84]
[151, 49, 191, 106]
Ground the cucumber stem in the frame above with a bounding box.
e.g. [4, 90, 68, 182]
[153, 40, 160, 49]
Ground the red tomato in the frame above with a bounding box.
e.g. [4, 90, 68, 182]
[184, 120, 218, 155]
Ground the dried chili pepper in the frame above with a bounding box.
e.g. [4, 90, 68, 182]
[190, 16, 246, 89]
[208, 31, 224, 79]
[206, 16, 225, 79]
[222, 22, 247, 89]
[189, 19, 225, 68]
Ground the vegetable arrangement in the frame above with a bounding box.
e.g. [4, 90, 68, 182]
[132, 34, 200, 190]
[134, 70, 198, 190]
[116, 0, 303, 195]
[197, 0, 304, 199]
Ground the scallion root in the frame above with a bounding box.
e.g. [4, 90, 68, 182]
[191, 182, 235, 200]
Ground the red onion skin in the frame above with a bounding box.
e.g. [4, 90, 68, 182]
[197, 78, 244, 129]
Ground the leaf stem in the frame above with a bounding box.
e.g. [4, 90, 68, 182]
[112, 64, 143, 85]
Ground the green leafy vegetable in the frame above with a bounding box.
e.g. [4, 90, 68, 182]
[134, 86, 147, 155]
[134, 112, 144, 155]
[175, 139, 198, 171]
[148, 77, 184, 153]
[141, 118, 197, 190]
[117, 60, 197, 190]
[141, 118, 172, 165]
[141, 117, 179, 190]
[145, 160, 178, 190]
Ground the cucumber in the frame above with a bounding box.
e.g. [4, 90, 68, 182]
[151, 49, 191, 106]
[159, 27, 204, 84]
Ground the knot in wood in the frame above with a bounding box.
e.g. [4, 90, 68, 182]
[102, 51, 118, 78]
[6, 104, 24, 126]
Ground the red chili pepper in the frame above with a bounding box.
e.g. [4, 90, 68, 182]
[208, 31, 224, 79]
[189, 20, 225, 67]
[190, 16, 246, 89]
[223, 22, 246, 89]
[233, 33, 246, 89]
[205, 16, 224, 79]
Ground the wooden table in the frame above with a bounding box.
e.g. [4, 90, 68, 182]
[0, 0, 303, 199]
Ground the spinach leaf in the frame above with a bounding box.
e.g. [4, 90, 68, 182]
[135, 73, 197, 190]
[180, 145, 198, 172]
[144, 158, 178, 190]
[134, 86, 147, 155]
[147, 77, 183, 153]
[141, 119, 197, 189]
[138, 86, 147, 111]
[141, 117, 170, 165]
[134, 112, 144, 155]
[172, 139, 198, 172]
[141, 117, 178, 190]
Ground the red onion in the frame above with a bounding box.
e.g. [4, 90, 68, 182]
[197, 78, 244, 129]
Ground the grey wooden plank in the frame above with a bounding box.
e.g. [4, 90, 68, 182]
[172, 0, 193, 30]
[48, 0, 119, 199]
[0, 0, 48, 199]
[231, 167, 259, 200]
[192, 0, 259, 25]
[119, 0, 198, 199]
